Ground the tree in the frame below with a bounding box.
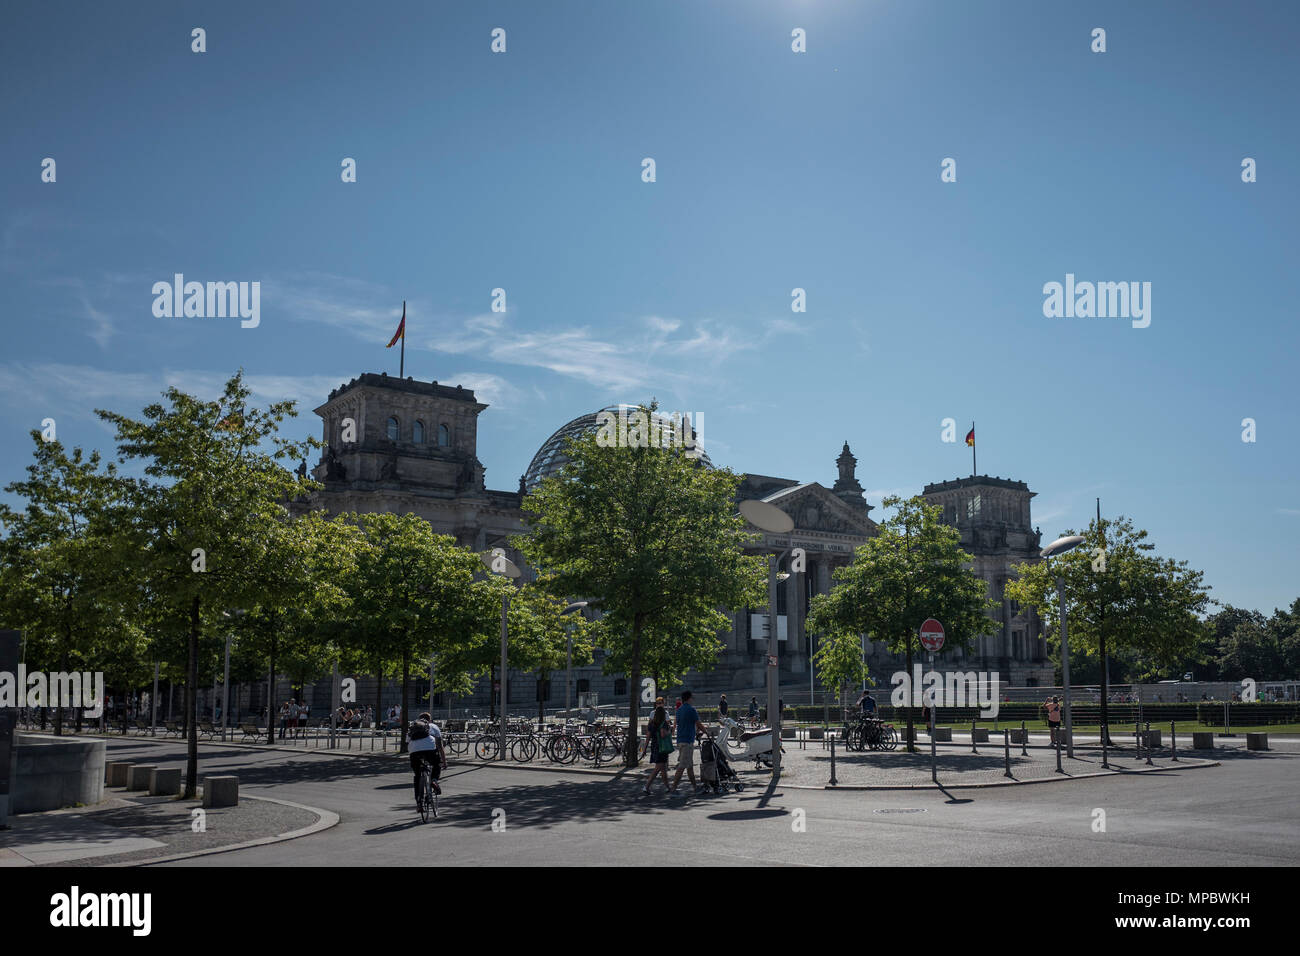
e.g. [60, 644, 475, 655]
[1007, 514, 1213, 733]
[339, 511, 490, 752]
[96, 372, 317, 798]
[808, 495, 997, 751]
[812, 630, 870, 715]
[517, 404, 766, 766]
[0, 433, 126, 734]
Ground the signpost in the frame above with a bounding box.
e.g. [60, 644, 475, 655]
[920, 620, 944, 783]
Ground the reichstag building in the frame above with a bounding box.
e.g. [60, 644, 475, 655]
[303, 372, 1052, 715]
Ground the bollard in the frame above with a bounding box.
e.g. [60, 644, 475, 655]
[1170, 720, 1178, 762]
[1020, 719, 1028, 756]
[829, 735, 837, 786]
[1134, 721, 1143, 760]
[971, 720, 978, 754]
[1003, 729, 1012, 778]
[1054, 734, 1063, 773]
[1101, 721, 1109, 769]
[1145, 722, 1153, 766]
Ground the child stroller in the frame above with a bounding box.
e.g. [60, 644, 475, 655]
[699, 732, 745, 794]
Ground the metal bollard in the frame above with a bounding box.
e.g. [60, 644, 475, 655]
[829, 735, 838, 786]
[971, 720, 978, 754]
[1020, 719, 1028, 756]
[1054, 733, 1063, 773]
[1145, 722, 1153, 766]
[1170, 720, 1178, 762]
[1003, 729, 1012, 778]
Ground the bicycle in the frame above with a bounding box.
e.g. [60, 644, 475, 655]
[416, 759, 439, 822]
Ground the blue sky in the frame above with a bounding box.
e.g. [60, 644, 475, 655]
[2, 1, 1297, 615]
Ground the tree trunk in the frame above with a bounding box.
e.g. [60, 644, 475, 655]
[400, 650, 410, 755]
[624, 621, 642, 767]
[537, 670, 546, 727]
[267, 628, 278, 744]
[184, 595, 201, 799]
[374, 660, 382, 738]
[489, 663, 497, 719]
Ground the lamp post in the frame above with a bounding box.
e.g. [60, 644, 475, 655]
[561, 602, 588, 721]
[1041, 534, 1085, 759]
[740, 499, 795, 775]
[481, 549, 521, 760]
[219, 609, 246, 743]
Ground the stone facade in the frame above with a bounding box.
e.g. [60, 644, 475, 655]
[304, 373, 1051, 712]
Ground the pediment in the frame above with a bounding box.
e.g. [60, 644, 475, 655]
[756, 483, 877, 538]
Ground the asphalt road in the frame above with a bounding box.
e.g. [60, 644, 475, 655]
[98, 739, 1300, 867]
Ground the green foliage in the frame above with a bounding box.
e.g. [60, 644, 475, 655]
[1006, 515, 1213, 679]
[516, 402, 766, 764]
[812, 630, 869, 702]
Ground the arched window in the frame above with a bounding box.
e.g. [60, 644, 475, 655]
[412, 420, 424, 444]
[438, 423, 450, 447]
[386, 416, 399, 441]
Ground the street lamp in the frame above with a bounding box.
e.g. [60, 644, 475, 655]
[561, 601, 588, 721]
[481, 549, 521, 760]
[1041, 534, 1085, 758]
[740, 498, 795, 775]
[220, 609, 246, 742]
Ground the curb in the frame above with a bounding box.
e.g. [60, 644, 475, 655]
[118, 795, 340, 866]
[782, 759, 1222, 791]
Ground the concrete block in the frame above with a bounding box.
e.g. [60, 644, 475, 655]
[105, 761, 131, 787]
[932, 727, 952, 742]
[808, 727, 825, 740]
[125, 765, 155, 791]
[1140, 730, 1162, 748]
[1191, 732, 1215, 750]
[780, 727, 796, 740]
[149, 767, 181, 796]
[1247, 733, 1269, 751]
[203, 775, 239, 808]
[971, 728, 989, 743]
[1009, 729, 1027, 744]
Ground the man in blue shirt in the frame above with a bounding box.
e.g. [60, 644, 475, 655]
[670, 690, 706, 794]
[857, 689, 877, 717]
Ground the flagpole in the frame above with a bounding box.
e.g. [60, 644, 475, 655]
[971, 420, 976, 477]
[400, 300, 405, 378]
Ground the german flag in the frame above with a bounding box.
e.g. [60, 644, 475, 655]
[965, 427, 975, 447]
[386, 302, 406, 348]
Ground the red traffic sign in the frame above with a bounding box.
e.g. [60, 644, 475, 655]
[919, 618, 945, 652]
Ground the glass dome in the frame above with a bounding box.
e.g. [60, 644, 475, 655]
[523, 404, 714, 491]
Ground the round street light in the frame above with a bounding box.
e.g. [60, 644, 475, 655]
[482, 549, 522, 758]
[740, 499, 796, 774]
[561, 602, 588, 720]
[1040, 534, 1086, 758]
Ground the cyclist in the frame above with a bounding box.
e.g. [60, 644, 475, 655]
[857, 689, 877, 718]
[408, 711, 446, 803]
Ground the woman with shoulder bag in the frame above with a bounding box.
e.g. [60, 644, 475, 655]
[643, 705, 673, 794]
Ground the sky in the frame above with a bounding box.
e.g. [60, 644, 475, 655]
[1, 1, 1297, 615]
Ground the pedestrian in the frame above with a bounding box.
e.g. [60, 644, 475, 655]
[669, 690, 706, 794]
[748, 696, 759, 720]
[278, 700, 290, 737]
[718, 694, 729, 718]
[643, 704, 673, 794]
[1045, 696, 1062, 744]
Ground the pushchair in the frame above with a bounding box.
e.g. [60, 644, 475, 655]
[699, 732, 745, 794]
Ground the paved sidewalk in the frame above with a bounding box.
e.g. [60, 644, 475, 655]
[0, 792, 325, 867]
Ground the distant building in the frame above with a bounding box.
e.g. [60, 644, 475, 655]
[297, 372, 1051, 715]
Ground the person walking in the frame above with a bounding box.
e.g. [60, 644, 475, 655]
[669, 691, 706, 794]
[718, 694, 729, 719]
[1045, 696, 1062, 745]
[643, 705, 673, 794]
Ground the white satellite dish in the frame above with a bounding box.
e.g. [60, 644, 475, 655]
[739, 499, 794, 535]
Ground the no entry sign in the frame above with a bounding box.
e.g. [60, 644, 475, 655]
[919, 618, 945, 653]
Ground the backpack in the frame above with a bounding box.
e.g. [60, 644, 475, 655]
[408, 719, 430, 740]
[657, 721, 674, 754]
